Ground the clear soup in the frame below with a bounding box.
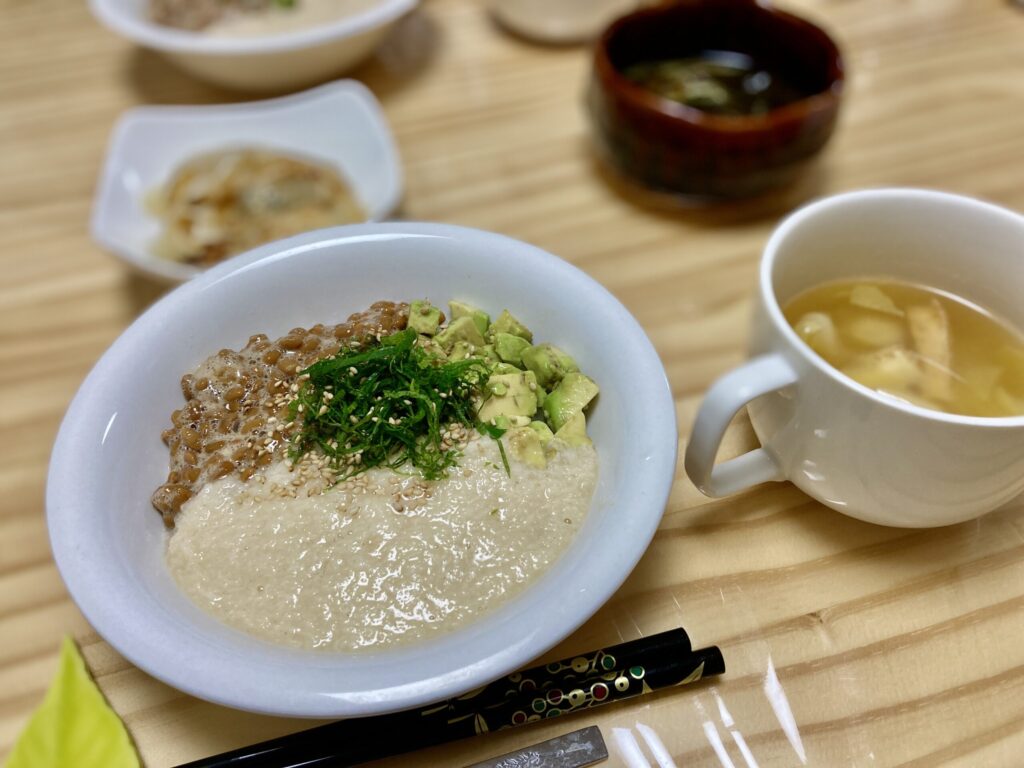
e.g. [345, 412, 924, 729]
[783, 279, 1024, 418]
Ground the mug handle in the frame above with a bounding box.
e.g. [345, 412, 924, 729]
[685, 353, 799, 497]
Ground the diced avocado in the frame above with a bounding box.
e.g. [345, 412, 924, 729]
[553, 411, 591, 446]
[494, 332, 531, 365]
[491, 362, 521, 375]
[478, 344, 499, 363]
[416, 334, 447, 359]
[447, 340, 473, 361]
[435, 316, 486, 351]
[449, 301, 490, 336]
[408, 300, 442, 336]
[477, 370, 539, 424]
[543, 372, 599, 431]
[522, 343, 579, 389]
[493, 414, 532, 429]
[528, 420, 554, 444]
[504, 427, 546, 468]
[488, 310, 533, 343]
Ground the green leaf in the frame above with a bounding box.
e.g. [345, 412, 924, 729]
[4, 637, 139, 768]
[291, 328, 496, 483]
[496, 438, 511, 478]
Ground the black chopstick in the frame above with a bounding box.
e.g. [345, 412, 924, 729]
[176, 627, 724, 768]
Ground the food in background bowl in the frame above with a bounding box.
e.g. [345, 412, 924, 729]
[587, 0, 843, 200]
[151, 0, 386, 36]
[156, 298, 601, 650]
[622, 51, 805, 117]
[88, 0, 419, 90]
[148, 147, 366, 267]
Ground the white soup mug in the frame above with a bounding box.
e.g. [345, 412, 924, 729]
[685, 189, 1024, 527]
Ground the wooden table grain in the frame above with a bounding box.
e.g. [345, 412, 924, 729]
[3, 0, 1024, 766]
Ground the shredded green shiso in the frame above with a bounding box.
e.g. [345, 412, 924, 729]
[287, 328, 506, 482]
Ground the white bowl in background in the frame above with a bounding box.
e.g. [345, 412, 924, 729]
[48, 223, 678, 718]
[90, 80, 402, 283]
[88, 0, 418, 90]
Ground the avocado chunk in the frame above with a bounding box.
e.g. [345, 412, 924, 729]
[447, 340, 473, 361]
[478, 344, 499, 362]
[491, 362, 521, 375]
[477, 370, 539, 424]
[522, 343, 579, 389]
[504, 426, 546, 468]
[416, 334, 447, 359]
[528, 420, 554, 444]
[454, 343, 499, 362]
[553, 411, 591, 446]
[488, 310, 533, 343]
[435, 316, 486, 351]
[449, 301, 490, 336]
[493, 414, 532, 429]
[494, 332, 531, 365]
[408, 300, 442, 336]
[543, 372, 599, 431]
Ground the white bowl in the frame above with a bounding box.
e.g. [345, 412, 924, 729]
[47, 224, 678, 718]
[88, 0, 417, 90]
[90, 80, 402, 283]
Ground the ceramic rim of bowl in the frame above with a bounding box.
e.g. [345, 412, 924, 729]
[89, 0, 418, 55]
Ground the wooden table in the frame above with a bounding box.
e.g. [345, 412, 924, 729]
[3, 0, 1024, 765]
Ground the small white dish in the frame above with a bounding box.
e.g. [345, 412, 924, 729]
[88, 0, 418, 91]
[90, 80, 403, 283]
[47, 223, 677, 718]
[490, 0, 642, 44]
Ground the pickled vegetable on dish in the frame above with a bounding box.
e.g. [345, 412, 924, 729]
[149, 148, 365, 268]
